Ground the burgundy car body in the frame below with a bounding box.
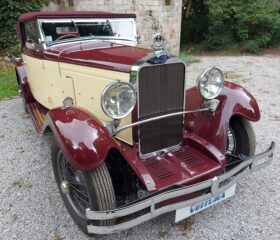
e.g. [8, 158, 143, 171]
[16, 11, 260, 192]
[16, 11, 274, 234]
[16, 52, 260, 193]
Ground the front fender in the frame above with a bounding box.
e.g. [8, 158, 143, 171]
[15, 61, 35, 104]
[43, 107, 119, 171]
[185, 81, 260, 154]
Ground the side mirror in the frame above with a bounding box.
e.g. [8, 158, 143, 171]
[25, 39, 36, 50]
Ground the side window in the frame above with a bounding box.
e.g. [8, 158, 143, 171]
[24, 21, 41, 50]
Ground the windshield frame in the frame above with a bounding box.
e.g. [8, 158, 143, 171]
[38, 18, 137, 46]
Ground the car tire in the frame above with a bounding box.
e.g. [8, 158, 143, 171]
[227, 117, 256, 156]
[51, 139, 116, 235]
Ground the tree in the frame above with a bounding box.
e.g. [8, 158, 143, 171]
[206, 0, 280, 52]
[181, 0, 209, 44]
[181, 0, 280, 52]
[0, 0, 50, 51]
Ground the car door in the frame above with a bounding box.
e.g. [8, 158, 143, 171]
[21, 21, 51, 109]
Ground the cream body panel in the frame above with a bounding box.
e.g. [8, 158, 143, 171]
[45, 60, 76, 107]
[59, 63, 133, 145]
[22, 54, 133, 144]
[22, 54, 52, 108]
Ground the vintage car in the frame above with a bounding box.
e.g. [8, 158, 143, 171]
[16, 11, 275, 235]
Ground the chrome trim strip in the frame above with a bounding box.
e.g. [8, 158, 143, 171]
[113, 108, 209, 135]
[129, 52, 156, 88]
[86, 142, 275, 234]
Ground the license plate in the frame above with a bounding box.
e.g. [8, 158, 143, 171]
[175, 184, 236, 222]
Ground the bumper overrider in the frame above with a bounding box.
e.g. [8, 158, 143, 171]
[86, 142, 275, 234]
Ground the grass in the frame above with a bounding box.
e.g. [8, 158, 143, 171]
[12, 179, 22, 188]
[26, 183, 33, 189]
[0, 67, 18, 100]
[224, 71, 241, 80]
[180, 52, 199, 65]
[53, 232, 62, 240]
[181, 43, 249, 56]
[158, 231, 169, 238]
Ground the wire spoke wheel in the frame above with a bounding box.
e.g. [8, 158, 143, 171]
[57, 151, 90, 216]
[51, 139, 116, 234]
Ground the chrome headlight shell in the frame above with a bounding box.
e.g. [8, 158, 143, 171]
[197, 67, 224, 100]
[101, 81, 136, 119]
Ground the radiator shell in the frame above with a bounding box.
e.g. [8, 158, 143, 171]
[138, 62, 186, 155]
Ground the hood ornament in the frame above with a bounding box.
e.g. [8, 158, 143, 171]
[149, 33, 169, 64]
[152, 33, 164, 51]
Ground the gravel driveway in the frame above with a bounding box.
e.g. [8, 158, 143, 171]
[0, 55, 279, 240]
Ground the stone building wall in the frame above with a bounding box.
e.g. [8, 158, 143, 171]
[43, 0, 183, 55]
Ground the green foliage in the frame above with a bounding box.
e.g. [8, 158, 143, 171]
[206, 0, 280, 52]
[181, 0, 209, 44]
[180, 53, 199, 65]
[181, 0, 208, 44]
[182, 0, 280, 52]
[7, 44, 21, 60]
[242, 41, 260, 54]
[0, 67, 18, 99]
[0, 0, 50, 51]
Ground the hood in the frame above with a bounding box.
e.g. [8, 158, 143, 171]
[44, 41, 151, 73]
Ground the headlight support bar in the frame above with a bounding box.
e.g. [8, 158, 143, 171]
[113, 107, 209, 135]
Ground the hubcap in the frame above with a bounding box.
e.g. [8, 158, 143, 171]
[61, 181, 69, 195]
[226, 126, 236, 155]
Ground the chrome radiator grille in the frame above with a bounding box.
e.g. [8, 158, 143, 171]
[138, 62, 185, 155]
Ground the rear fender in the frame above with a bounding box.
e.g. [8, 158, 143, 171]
[185, 81, 260, 154]
[42, 107, 120, 171]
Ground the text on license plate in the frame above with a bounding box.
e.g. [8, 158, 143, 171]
[175, 184, 236, 222]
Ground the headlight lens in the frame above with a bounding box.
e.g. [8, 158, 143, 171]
[101, 81, 136, 119]
[197, 67, 224, 99]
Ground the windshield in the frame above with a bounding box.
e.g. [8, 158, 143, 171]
[39, 18, 136, 44]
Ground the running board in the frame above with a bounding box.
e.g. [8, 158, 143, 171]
[26, 102, 46, 133]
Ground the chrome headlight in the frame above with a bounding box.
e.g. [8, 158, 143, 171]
[197, 67, 224, 99]
[101, 81, 136, 119]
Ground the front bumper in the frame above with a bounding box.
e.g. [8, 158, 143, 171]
[86, 142, 275, 234]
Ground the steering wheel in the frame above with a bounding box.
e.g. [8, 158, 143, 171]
[56, 34, 79, 41]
